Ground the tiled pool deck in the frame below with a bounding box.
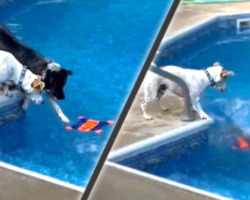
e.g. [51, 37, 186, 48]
[111, 2, 250, 151]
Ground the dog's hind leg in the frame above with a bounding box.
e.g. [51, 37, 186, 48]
[142, 72, 167, 120]
[2, 83, 13, 98]
[155, 83, 168, 112]
[141, 99, 153, 120]
[141, 80, 156, 120]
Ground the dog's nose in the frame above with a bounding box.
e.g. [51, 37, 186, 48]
[41, 100, 44, 104]
[221, 88, 226, 92]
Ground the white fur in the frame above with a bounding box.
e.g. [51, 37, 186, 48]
[0, 50, 44, 105]
[142, 64, 231, 120]
[47, 62, 61, 71]
[46, 62, 70, 123]
[45, 91, 69, 123]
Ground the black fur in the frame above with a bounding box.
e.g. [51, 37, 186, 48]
[155, 84, 167, 101]
[0, 25, 73, 100]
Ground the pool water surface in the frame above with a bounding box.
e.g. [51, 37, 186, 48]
[143, 28, 250, 200]
[0, 0, 172, 187]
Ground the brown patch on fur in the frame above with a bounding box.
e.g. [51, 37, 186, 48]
[31, 79, 44, 91]
[221, 70, 234, 77]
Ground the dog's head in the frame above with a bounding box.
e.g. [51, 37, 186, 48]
[207, 62, 234, 92]
[44, 62, 73, 100]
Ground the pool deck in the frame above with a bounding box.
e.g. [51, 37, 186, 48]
[111, 2, 250, 151]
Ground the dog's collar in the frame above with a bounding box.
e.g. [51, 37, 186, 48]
[17, 66, 27, 89]
[203, 69, 216, 87]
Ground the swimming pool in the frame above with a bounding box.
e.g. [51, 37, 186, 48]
[0, 0, 172, 187]
[111, 13, 250, 200]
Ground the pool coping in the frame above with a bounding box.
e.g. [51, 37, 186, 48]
[106, 11, 250, 200]
[0, 161, 85, 192]
[106, 161, 232, 200]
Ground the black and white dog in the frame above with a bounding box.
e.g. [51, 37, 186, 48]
[0, 25, 73, 123]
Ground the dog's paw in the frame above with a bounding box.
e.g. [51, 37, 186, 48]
[161, 107, 169, 112]
[200, 113, 209, 120]
[22, 105, 28, 110]
[59, 113, 70, 124]
[5, 92, 13, 98]
[144, 115, 153, 120]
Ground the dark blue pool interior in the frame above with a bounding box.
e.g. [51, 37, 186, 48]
[0, 0, 173, 186]
[116, 15, 250, 200]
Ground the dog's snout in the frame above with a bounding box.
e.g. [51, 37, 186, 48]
[41, 100, 44, 104]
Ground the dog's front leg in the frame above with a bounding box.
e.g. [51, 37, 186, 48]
[45, 91, 70, 123]
[194, 97, 209, 120]
[22, 97, 30, 110]
[2, 83, 13, 98]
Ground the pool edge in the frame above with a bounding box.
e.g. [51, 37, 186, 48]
[108, 119, 213, 162]
[0, 161, 85, 194]
[105, 161, 233, 200]
[159, 10, 250, 51]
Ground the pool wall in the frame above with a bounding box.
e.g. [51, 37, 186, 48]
[108, 120, 212, 167]
[101, 11, 250, 200]
[0, 90, 24, 120]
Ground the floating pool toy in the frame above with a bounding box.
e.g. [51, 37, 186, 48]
[232, 137, 249, 151]
[66, 116, 114, 134]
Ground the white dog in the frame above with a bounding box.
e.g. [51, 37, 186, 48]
[0, 50, 44, 108]
[141, 62, 234, 120]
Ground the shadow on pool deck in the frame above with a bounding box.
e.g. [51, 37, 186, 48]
[111, 2, 250, 151]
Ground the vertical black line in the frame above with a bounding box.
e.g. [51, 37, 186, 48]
[81, 0, 180, 199]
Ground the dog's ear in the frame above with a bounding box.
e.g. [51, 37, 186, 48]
[221, 70, 234, 77]
[214, 62, 220, 67]
[31, 79, 45, 91]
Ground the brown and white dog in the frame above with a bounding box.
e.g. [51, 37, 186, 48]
[141, 62, 234, 120]
[0, 50, 44, 106]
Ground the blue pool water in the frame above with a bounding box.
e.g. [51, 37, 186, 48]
[141, 28, 250, 199]
[0, 0, 172, 186]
